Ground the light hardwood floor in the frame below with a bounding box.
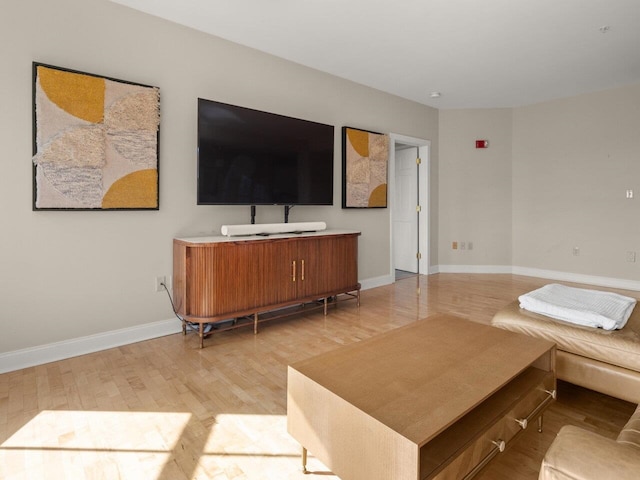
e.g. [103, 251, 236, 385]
[1, 274, 637, 479]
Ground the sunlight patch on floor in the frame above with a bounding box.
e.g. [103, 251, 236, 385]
[196, 414, 336, 480]
[0, 410, 191, 479]
[0, 411, 337, 479]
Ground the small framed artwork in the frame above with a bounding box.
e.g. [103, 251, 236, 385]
[342, 126, 389, 208]
[32, 62, 160, 210]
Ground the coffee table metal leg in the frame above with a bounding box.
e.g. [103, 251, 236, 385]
[302, 446, 308, 474]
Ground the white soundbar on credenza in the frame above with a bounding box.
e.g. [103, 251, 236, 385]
[220, 221, 327, 237]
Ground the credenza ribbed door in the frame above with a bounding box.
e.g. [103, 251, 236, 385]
[296, 235, 358, 299]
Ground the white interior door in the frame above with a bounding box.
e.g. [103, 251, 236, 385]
[390, 134, 430, 279]
[393, 146, 418, 273]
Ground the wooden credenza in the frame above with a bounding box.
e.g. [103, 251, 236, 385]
[173, 230, 360, 347]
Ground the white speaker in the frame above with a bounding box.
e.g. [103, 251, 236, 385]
[221, 221, 327, 237]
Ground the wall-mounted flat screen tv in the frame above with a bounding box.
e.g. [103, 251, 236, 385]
[197, 98, 334, 205]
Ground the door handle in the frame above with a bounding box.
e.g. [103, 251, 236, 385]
[292, 260, 296, 282]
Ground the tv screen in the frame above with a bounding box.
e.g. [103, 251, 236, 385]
[197, 98, 334, 205]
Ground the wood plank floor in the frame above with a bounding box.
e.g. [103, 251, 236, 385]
[0, 274, 637, 479]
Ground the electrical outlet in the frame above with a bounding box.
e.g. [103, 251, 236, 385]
[573, 247, 580, 256]
[155, 276, 166, 292]
[626, 190, 634, 199]
[627, 251, 637, 263]
[460, 242, 466, 250]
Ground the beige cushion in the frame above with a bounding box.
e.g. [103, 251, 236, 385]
[492, 301, 640, 372]
[539, 425, 640, 480]
[618, 404, 640, 448]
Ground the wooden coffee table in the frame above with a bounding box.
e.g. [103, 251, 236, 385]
[287, 314, 556, 480]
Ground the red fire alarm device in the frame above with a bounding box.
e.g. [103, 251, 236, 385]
[475, 140, 489, 148]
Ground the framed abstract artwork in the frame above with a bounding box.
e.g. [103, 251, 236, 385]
[342, 126, 389, 208]
[32, 62, 160, 210]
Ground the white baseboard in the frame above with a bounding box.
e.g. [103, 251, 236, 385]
[0, 318, 182, 374]
[434, 264, 640, 292]
[436, 264, 513, 274]
[360, 274, 394, 290]
[512, 266, 640, 292]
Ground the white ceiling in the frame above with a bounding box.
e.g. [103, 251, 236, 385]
[110, 0, 640, 109]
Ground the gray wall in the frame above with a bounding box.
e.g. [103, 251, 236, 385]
[437, 86, 639, 282]
[438, 109, 513, 267]
[512, 84, 640, 280]
[0, 0, 439, 354]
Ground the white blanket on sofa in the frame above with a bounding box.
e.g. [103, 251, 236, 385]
[518, 284, 637, 330]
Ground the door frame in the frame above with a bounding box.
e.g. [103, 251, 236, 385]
[389, 133, 431, 278]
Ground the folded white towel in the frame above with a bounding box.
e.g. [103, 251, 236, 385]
[518, 284, 637, 330]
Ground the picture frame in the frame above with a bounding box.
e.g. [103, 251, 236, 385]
[32, 62, 160, 210]
[341, 126, 389, 208]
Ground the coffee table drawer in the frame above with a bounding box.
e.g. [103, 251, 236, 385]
[422, 368, 556, 480]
